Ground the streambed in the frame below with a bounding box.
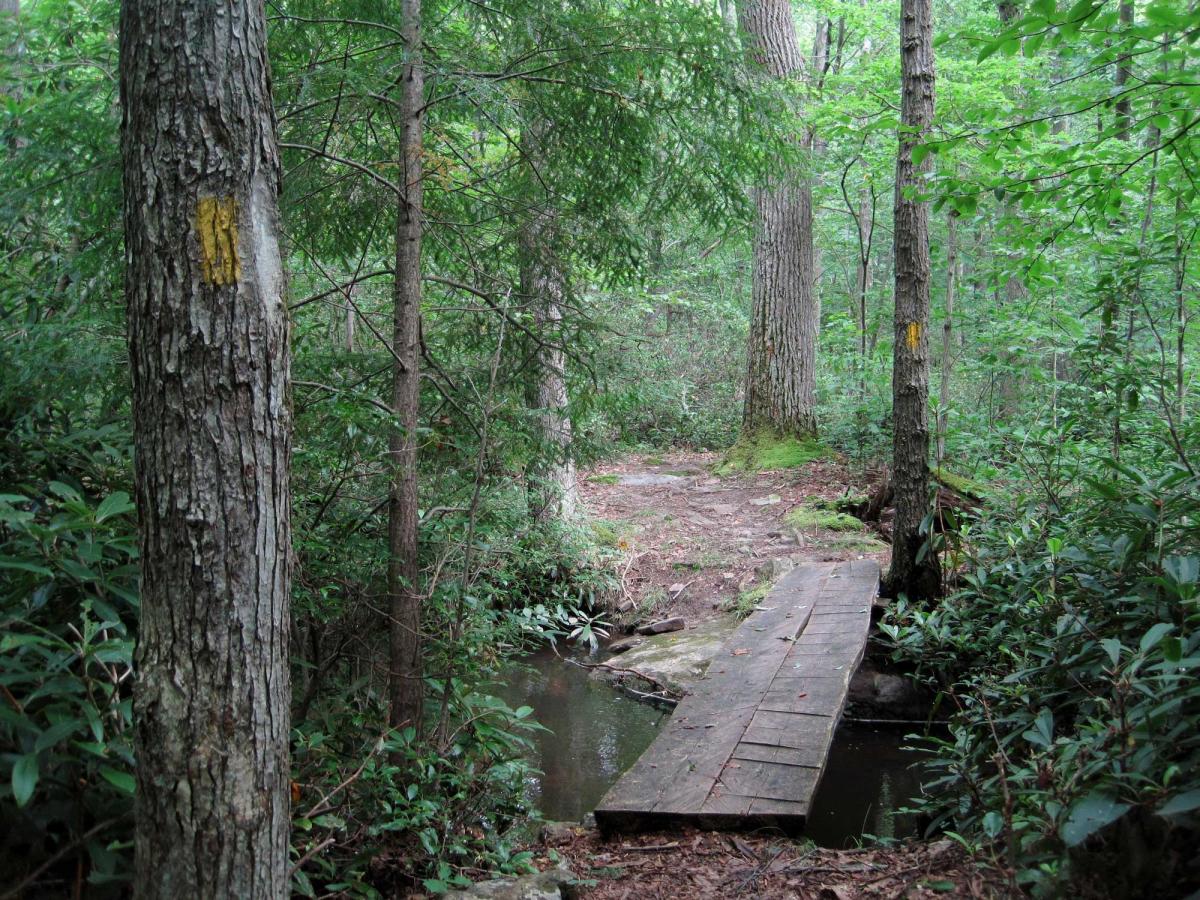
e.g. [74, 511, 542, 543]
[495, 647, 928, 846]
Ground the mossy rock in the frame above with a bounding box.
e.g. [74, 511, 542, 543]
[587, 473, 621, 485]
[785, 502, 864, 532]
[716, 431, 833, 475]
[832, 493, 870, 514]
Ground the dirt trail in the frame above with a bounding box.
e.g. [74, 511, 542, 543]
[513, 455, 1010, 899]
[580, 450, 889, 625]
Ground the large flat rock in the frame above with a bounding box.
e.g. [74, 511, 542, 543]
[598, 616, 738, 693]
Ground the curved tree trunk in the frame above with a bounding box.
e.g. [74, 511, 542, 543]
[885, 0, 941, 600]
[389, 0, 424, 734]
[119, 0, 292, 893]
[738, 0, 819, 438]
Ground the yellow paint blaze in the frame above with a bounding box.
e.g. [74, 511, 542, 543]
[905, 321, 921, 351]
[196, 196, 241, 285]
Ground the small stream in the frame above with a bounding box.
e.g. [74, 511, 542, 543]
[494, 647, 928, 845]
[493, 647, 670, 822]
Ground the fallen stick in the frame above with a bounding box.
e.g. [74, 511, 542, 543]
[564, 657, 682, 700]
[621, 842, 681, 852]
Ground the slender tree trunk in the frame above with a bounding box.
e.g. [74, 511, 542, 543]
[520, 147, 579, 523]
[1176, 194, 1191, 424]
[719, 0, 738, 30]
[854, 185, 875, 408]
[738, 0, 819, 438]
[885, 0, 941, 600]
[119, 0, 292, 893]
[936, 210, 958, 466]
[389, 0, 423, 734]
[1115, 1, 1134, 139]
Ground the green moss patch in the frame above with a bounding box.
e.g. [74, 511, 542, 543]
[587, 473, 621, 485]
[933, 467, 988, 498]
[590, 520, 632, 547]
[722, 582, 771, 619]
[716, 431, 833, 475]
[825, 534, 888, 552]
[785, 499, 864, 532]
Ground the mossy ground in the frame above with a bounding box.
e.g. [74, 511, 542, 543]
[785, 497, 865, 532]
[590, 519, 634, 548]
[722, 582, 770, 619]
[824, 533, 888, 552]
[716, 431, 833, 475]
[587, 473, 621, 485]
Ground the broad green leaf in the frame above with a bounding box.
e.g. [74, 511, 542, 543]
[35, 718, 82, 753]
[1061, 791, 1130, 847]
[1140, 623, 1173, 654]
[1158, 790, 1200, 817]
[95, 491, 134, 523]
[12, 753, 39, 807]
[99, 765, 135, 795]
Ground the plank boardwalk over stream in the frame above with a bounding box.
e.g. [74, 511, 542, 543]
[593, 559, 880, 835]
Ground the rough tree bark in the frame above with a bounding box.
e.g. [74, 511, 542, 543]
[119, 0, 292, 893]
[520, 135, 579, 522]
[738, 0, 819, 438]
[389, 0, 424, 733]
[885, 0, 942, 600]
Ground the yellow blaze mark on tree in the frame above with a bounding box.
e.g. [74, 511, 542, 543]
[196, 196, 241, 285]
[906, 321, 921, 351]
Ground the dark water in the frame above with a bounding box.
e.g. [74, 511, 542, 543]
[492, 647, 670, 822]
[495, 648, 927, 844]
[805, 724, 928, 847]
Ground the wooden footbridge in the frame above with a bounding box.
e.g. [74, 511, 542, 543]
[594, 559, 880, 834]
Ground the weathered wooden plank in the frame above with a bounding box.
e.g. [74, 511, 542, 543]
[594, 559, 879, 835]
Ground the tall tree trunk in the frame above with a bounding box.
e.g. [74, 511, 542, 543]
[389, 0, 423, 734]
[119, 0, 292, 893]
[738, 0, 819, 438]
[521, 179, 579, 523]
[885, 0, 941, 600]
[937, 210, 958, 466]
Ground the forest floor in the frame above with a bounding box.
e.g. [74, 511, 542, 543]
[543, 824, 1015, 899]
[507, 452, 1014, 899]
[579, 450, 889, 628]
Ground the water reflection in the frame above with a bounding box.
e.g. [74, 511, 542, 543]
[495, 648, 929, 845]
[492, 646, 669, 822]
[805, 724, 929, 847]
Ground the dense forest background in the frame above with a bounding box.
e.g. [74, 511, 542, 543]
[1, 0, 1198, 897]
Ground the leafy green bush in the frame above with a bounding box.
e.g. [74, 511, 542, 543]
[0, 477, 139, 895]
[881, 449, 1200, 897]
[291, 695, 543, 897]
